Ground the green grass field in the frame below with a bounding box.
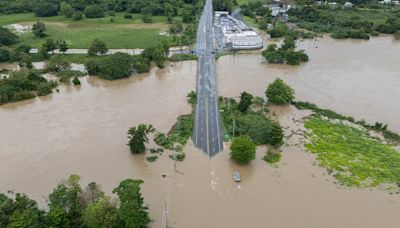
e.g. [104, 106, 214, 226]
[1, 13, 182, 49]
[305, 116, 400, 190]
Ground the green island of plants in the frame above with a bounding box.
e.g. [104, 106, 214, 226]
[305, 116, 400, 190]
[0, 69, 57, 105]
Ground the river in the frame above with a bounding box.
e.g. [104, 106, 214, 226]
[0, 36, 399, 227]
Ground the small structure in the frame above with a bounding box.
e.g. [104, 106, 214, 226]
[233, 171, 241, 182]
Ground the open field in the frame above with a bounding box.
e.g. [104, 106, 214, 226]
[1, 13, 182, 48]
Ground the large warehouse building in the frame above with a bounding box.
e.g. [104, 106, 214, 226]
[215, 11, 263, 50]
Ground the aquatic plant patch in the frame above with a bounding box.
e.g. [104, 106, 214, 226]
[304, 116, 400, 190]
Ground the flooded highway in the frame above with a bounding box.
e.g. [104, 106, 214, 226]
[1, 35, 400, 227]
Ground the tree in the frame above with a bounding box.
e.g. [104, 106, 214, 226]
[267, 121, 284, 146]
[98, 53, 132, 80]
[266, 78, 295, 104]
[85, 5, 105, 18]
[83, 197, 118, 228]
[186, 90, 197, 105]
[34, 2, 58, 17]
[60, 2, 75, 18]
[58, 40, 69, 53]
[238, 91, 253, 113]
[141, 7, 152, 23]
[127, 124, 155, 154]
[0, 193, 44, 228]
[230, 135, 256, 164]
[0, 27, 18, 46]
[42, 38, 56, 54]
[47, 175, 85, 227]
[32, 21, 47, 38]
[88, 39, 108, 56]
[112, 179, 150, 228]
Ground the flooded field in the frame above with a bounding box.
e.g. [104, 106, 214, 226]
[217, 35, 400, 133]
[1, 36, 400, 227]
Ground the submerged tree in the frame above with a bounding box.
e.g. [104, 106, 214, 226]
[265, 78, 295, 104]
[127, 124, 155, 154]
[230, 135, 256, 164]
[186, 90, 197, 106]
[113, 179, 150, 228]
[238, 91, 253, 113]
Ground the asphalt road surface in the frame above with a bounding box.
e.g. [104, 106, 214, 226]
[192, 0, 224, 157]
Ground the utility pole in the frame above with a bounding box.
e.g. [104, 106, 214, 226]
[161, 199, 168, 228]
[233, 116, 235, 139]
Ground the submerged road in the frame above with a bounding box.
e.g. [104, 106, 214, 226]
[193, 0, 223, 157]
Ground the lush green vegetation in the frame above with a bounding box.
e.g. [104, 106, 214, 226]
[263, 149, 282, 164]
[262, 37, 309, 65]
[127, 124, 156, 154]
[266, 78, 295, 105]
[292, 101, 400, 144]
[98, 53, 133, 80]
[168, 53, 197, 62]
[0, 69, 57, 105]
[0, 0, 204, 49]
[220, 92, 284, 146]
[288, 3, 400, 39]
[230, 135, 257, 164]
[0, 175, 149, 227]
[305, 116, 400, 190]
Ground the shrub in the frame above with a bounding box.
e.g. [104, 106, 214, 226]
[84, 59, 100, 75]
[73, 12, 83, 21]
[263, 150, 281, 164]
[47, 56, 71, 72]
[85, 5, 105, 18]
[146, 155, 158, 162]
[0, 48, 11, 62]
[124, 13, 133, 19]
[0, 27, 18, 46]
[266, 78, 295, 104]
[72, 77, 81, 85]
[230, 135, 256, 164]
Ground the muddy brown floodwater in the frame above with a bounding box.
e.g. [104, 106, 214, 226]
[1, 36, 400, 227]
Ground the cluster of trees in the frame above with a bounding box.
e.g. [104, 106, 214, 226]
[262, 36, 309, 65]
[84, 39, 169, 80]
[288, 5, 400, 39]
[0, 70, 58, 105]
[0, 0, 203, 24]
[241, 1, 273, 30]
[227, 79, 296, 164]
[222, 91, 284, 163]
[0, 175, 150, 227]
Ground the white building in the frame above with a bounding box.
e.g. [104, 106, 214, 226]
[215, 11, 263, 50]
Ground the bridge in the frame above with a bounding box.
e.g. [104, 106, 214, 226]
[192, 0, 224, 157]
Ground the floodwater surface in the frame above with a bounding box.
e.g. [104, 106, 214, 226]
[1, 36, 400, 227]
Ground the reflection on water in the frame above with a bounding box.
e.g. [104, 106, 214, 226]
[1, 36, 400, 228]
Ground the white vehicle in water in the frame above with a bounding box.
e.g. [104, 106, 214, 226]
[233, 171, 241, 182]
